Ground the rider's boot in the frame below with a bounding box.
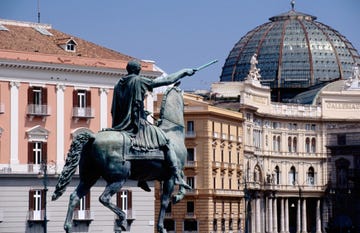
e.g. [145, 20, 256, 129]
[138, 180, 151, 192]
[171, 166, 192, 190]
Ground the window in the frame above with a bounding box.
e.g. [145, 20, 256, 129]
[117, 190, 133, 219]
[213, 219, 218, 231]
[186, 177, 195, 189]
[65, 40, 77, 52]
[28, 142, 47, 165]
[311, 138, 316, 153]
[305, 137, 310, 153]
[184, 219, 197, 231]
[73, 89, 92, 118]
[27, 86, 48, 116]
[74, 193, 91, 220]
[187, 201, 194, 214]
[187, 148, 195, 162]
[288, 137, 292, 152]
[164, 219, 175, 232]
[293, 137, 297, 152]
[289, 166, 296, 185]
[274, 166, 280, 185]
[28, 189, 45, 221]
[307, 167, 315, 185]
[186, 121, 195, 137]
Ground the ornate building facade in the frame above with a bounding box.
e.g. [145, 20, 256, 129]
[0, 19, 161, 233]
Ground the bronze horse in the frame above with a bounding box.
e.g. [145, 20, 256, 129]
[52, 85, 188, 233]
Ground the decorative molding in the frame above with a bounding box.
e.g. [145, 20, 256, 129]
[9, 81, 20, 88]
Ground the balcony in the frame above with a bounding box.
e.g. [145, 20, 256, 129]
[212, 161, 221, 171]
[73, 209, 94, 221]
[185, 131, 196, 138]
[185, 212, 196, 219]
[72, 107, 94, 122]
[27, 210, 47, 222]
[27, 104, 51, 120]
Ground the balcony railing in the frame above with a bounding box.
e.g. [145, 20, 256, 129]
[27, 210, 46, 221]
[185, 131, 196, 138]
[27, 104, 51, 116]
[185, 160, 197, 168]
[72, 107, 94, 119]
[73, 210, 94, 221]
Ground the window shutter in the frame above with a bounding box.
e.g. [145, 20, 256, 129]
[42, 142, 47, 163]
[29, 190, 35, 211]
[28, 142, 34, 164]
[41, 189, 45, 210]
[127, 190, 132, 210]
[86, 90, 91, 107]
[42, 88, 48, 105]
[86, 192, 91, 210]
[73, 90, 78, 107]
[28, 87, 34, 104]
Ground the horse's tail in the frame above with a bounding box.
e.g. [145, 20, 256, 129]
[52, 132, 94, 201]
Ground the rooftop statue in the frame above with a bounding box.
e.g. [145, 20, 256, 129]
[52, 59, 217, 233]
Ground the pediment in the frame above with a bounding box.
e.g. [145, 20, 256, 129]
[26, 125, 49, 141]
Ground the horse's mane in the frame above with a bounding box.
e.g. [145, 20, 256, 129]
[158, 84, 184, 128]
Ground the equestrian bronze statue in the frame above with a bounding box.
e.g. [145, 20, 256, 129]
[52, 60, 217, 233]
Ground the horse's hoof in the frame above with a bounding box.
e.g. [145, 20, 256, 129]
[64, 224, 72, 233]
[115, 219, 127, 231]
[172, 194, 183, 204]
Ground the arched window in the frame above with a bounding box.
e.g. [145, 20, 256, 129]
[293, 137, 297, 152]
[277, 136, 281, 152]
[273, 135, 277, 151]
[289, 166, 296, 185]
[311, 138, 316, 153]
[254, 165, 261, 183]
[307, 167, 315, 185]
[274, 166, 280, 185]
[288, 137, 292, 152]
[305, 137, 310, 153]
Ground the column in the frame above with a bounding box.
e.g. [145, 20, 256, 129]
[256, 196, 261, 233]
[296, 199, 301, 233]
[99, 88, 109, 129]
[251, 199, 256, 233]
[56, 84, 66, 173]
[280, 198, 285, 233]
[269, 197, 273, 233]
[285, 198, 289, 233]
[316, 199, 322, 233]
[273, 198, 278, 233]
[266, 197, 269, 233]
[301, 198, 307, 233]
[10, 81, 20, 168]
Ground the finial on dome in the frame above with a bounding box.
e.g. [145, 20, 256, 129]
[291, 0, 295, 10]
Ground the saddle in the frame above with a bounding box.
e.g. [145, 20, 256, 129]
[98, 130, 165, 161]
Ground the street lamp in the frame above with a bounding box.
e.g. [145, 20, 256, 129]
[39, 160, 48, 233]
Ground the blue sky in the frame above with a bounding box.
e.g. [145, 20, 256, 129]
[1, 0, 359, 90]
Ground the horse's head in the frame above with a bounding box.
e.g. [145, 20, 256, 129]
[158, 85, 184, 130]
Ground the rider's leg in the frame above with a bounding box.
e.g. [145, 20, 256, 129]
[165, 145, 192, 190]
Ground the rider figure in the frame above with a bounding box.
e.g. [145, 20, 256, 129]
[111, 60, 194, 191]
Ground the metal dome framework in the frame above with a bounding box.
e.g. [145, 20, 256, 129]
[220, 9, 360, 101]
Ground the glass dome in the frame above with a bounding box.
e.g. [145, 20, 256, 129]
[220, 8, 360, 102]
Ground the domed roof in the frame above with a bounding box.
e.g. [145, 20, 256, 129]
[220, 6, 360, 102]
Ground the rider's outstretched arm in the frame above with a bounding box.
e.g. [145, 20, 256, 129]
[151, 69, 195, 88]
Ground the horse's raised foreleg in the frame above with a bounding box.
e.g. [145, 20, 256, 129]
[157, 179, 175, 233]
[99, 181, 127, 231]
[64, 190, 80, 233]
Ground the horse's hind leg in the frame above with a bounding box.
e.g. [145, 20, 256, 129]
[157, 179, 175, 233]
[173, 170, 187, 204]
[64, 176, 98, 233]
[99, 180, 127, 231]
